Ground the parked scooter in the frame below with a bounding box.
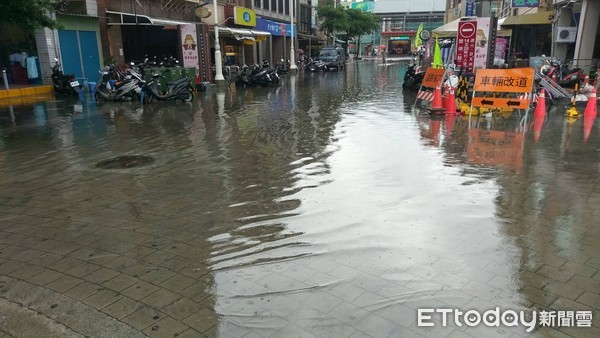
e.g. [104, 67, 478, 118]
[402, 63, 424, 90]
[540, 59, 584, 88]
[236, 64, 278, 87]
[94, 65, 144, 102]
[142, 73, 194, 103]
[305, 58, 326, 72]
[51, 58, 80, 96]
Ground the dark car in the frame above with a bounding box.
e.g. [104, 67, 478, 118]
[318, 47, 346, 70]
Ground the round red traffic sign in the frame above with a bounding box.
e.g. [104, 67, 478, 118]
[458, 22, 476, 39]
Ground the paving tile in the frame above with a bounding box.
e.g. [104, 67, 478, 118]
[142, 315, 190, 338]
[64, 282, 102, 301]
[141, 288, 182, 309]
[44, 274, 84, 294]
[182, 307, 218, 333]
[162, 297, 204, 321]
[161, 275, 198, 293]
[121, 281, 161, 301]
[121, 305, 164, 331]
[28, 269, 64, 286]
[102, 273, 140, 292]
[8, 264, 45, 280]
[102, 297, 144, 320]
[83, 267, 120, 284]
[65, 262, 102, 278]
[82, 288, 123, 309]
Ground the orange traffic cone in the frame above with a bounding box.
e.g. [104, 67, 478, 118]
[583, 112, 595, 143]
[445, 114, 456, 137]
[429, 84, 445, 113]
[533, 111, 545, 142]
[583, 87, 597, 118]
[445, 86, 458, 115]
[534, 89, 546, 118]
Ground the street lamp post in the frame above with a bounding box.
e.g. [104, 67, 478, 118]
[289, 0, 298, 72]
[214, 0, 224, 82]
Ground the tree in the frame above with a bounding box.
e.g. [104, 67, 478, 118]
[317, 4, 380, 56]
[0, 0, 60, 33]
[345, 9, 380, 59]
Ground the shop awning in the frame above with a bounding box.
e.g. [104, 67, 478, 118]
[501, 11, 554, 26]
[217, 27, 271, 37]
[106, 10, 198, 26]
[432, 18, 512, 38]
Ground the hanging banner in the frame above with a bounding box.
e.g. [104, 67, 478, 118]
[180, 25, 199, 70]
[256, 18, 296, 37]
[456, 18, 477, 72]
[512, 0, 540, 7]
[465, 0, 476, 16]
[495, 37, 509, 60]
[474, 17, 490, 70]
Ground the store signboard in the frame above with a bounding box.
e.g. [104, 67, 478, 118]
[180, 24, 199, 70]
[256, 18, 296, 37]
[465, 0, 476, 16]
[350, 1, 375, 12]
[474, 17, 490, 70]
[234, 6, 256, 27]
[512, 0, 540, 7]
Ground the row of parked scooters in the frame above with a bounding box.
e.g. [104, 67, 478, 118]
[51, 58, 194, 103]
[93, 63, 194, 103]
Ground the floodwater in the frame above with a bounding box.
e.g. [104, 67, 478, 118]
[0, 62, 599, 338]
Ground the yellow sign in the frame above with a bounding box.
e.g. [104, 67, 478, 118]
[471, 97, 530, 109]
[234, 6, 256, 27]
[473, 68, 534, 93]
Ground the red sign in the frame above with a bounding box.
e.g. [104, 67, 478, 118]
[456, 20, 477, 72]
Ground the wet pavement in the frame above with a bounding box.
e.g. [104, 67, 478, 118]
[0, 61, 599, 338]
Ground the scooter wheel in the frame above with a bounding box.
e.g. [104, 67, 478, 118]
[181, 90, 194, 103]
[94, 91, 105, 102]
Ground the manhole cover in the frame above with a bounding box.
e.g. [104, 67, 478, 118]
[96, 155, 155, 169]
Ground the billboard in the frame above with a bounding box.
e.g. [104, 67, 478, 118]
[351, 1, 375, 12]
[180, 25, 199, 71]
[512, 0, 540, 7]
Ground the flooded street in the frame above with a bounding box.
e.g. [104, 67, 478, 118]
[0, 61, 599, 337]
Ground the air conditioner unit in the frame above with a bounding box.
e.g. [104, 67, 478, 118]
[556, 27, 577, 43]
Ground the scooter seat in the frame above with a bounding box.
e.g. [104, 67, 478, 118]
[167, 77, 189, 86]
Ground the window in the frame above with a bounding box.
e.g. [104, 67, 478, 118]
[255, 0, 261, 8]
[278, 0, 284, 14]
[263, 0, 269, 10]
[285, 0, 289, 15]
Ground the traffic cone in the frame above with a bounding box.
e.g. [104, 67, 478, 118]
[534, 89, 546, 118]
[583, 87, 597, 118]
[445, 86, 458, 115]
[533, 111, 545, 142]
[429, 84, 445, 113]
[446, 114, 456, 137]
[583, 112, 595, 143]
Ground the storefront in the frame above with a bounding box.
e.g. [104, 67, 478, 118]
[256, 18, 297, 65]
[380, 31, 416, 55]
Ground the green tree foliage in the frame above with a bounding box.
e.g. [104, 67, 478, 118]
[0, 0, 60, 33]
[317, 3, 380, 55]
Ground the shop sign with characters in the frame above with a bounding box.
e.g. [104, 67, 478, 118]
[180, 25, 199, 69]
[234, 7, 256, 27]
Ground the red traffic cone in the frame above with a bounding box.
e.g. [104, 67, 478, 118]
[533, 111, 545, 142]
[534, 89, 546, 118]
[429, 84, 445, 113]
[446, 114, 456, 137]
[445, 86, 458, 115]
[583, 111, 595, 143]
[583, 87, 597, 118]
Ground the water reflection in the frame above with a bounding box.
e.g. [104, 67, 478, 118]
[0, 62, 598, 337]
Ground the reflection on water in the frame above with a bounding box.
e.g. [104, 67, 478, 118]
[0, 61, 598, 337]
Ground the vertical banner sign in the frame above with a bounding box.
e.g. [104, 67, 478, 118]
[465, 0, 476, 16]
[180, 25, 199, 70]
[456, 19, 477, 72]
[197, 24, 212, 83]
[486, 16, 498, 68]
[474, 17, 490, 70]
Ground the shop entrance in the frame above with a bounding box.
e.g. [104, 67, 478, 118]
[122, 26, 178, 63]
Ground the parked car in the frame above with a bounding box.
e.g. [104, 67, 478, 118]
[318, 47, 346, 71]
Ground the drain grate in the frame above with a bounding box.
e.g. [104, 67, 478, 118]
[96, 155, 155, 169]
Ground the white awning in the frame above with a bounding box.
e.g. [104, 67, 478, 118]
[218, 27, 271, 37]
[432, 18, 512, 38]
[106, 10, 198, 26]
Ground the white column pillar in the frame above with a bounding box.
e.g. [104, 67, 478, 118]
[574, 0, 600, 72]
[214, 0, 225, 83]
[289, 0, 297, 71]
